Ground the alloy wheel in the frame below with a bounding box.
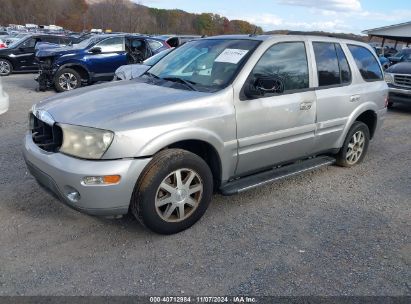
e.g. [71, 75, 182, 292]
[58, 73, 78, 90]
[346, 130, 365, 165]
[155, 168, 203, 222]
[0, 60, 11, 75]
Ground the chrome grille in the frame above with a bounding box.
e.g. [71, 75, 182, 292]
[394, 74, 411, 88]
[30, 113, 62, 152]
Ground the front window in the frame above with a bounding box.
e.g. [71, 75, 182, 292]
[94, 37, 124, 52]
[146, 39, 260, 92]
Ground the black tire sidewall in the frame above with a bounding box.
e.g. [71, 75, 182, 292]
[0, 59, 12, 76]
[337, 121, 370, 167]
[54, 68, 81, 92]
[132, 149, 213, 234]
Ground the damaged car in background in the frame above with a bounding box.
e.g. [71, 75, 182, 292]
[36, 34, 170, 92]
[114, 47, 174, 80]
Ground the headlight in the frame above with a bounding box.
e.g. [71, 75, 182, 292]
[59, 124, 114, 159]
[384, 73, 394, 84]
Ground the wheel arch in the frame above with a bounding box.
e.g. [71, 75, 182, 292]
[56, 63, 90, 82]
[0, 57, 13, 71]
[138, 129, 225, 188]
[337, 102, 379, 147]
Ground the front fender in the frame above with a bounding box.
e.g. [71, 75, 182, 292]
[138, 127, 225, 157]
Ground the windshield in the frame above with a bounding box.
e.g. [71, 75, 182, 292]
[72, 36, 100, 49]
[146, 39, 260, 92]
[143, 48, 174, 66]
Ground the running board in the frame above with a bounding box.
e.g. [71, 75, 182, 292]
[220, 156, 336, 196]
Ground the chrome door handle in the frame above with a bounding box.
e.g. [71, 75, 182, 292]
[300, 101, 313, 110]
[350, 95, 360, 102]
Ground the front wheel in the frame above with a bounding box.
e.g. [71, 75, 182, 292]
[336, 121, 370, 167]
[0, 59, 12, 76]
[130, 149, 213, 234]
[54, 68, 81, 92]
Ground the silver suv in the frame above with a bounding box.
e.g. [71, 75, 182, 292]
[24, 35, 388, 234]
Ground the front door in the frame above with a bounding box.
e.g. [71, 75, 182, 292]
[234, 41, 317, 175]
[86, 36, 127, 80]
[13, 37, 37, 70]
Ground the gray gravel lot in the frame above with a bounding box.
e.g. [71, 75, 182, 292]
[0, 74, 410, 296]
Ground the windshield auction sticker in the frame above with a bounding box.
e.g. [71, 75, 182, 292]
[215, 49, 249, 64]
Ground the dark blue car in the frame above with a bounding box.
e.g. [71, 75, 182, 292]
[388, 48, 411, 66]
[36, 34, 169, 92]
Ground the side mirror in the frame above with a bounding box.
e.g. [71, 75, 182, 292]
[89, 47, 102, 54]
[244, 75, 285, 98]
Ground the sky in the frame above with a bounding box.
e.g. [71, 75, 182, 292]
[137, 0, 411, 34]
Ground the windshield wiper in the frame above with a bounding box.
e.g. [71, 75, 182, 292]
[143, 71, 160, 79]
[162, 77, 198, 91]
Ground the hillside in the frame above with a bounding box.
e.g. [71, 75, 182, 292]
[0, 0, 263, 35]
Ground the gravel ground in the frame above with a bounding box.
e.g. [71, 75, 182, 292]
[0, 74, 410, 296]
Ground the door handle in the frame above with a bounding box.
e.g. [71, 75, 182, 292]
[300, 101, 313, 110]
[350, 95, 360, 102]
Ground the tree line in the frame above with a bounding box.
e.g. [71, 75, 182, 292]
[0, 0, 263, 35]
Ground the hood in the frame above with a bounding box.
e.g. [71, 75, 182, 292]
[386, 62, 411, 74]
[115, 64, 150, 80]
[34, 80, 210, 131]
[36, 46, 83, 58]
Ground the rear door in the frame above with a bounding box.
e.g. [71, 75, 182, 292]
[311, 41, 354, 153]
[234, 41, 317, 175]
[86, 36, 127, 80]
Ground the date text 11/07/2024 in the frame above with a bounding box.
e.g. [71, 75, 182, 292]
[149, 296, 256, 303]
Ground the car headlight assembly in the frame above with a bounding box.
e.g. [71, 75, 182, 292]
[59, 124, 114, 159]
[384, 73, 394, 84]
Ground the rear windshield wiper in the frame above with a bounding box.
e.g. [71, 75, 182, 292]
[161, 77, 198, 91]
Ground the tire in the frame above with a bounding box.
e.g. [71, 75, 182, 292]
[130, 149, 213, 234]
[54, 68, 81, 92]
[336, 121, 370, 167]
[0, 59, 12, 76]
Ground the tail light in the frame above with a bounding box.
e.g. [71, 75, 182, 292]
[384, 96, 389, 108]
[0, 43, 6, 49]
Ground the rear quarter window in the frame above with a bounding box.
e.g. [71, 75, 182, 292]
[348, 44, 383, 81]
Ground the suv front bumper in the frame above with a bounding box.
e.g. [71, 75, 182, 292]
[23, 133, 151, 216]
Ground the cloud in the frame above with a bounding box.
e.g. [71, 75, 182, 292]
[276, 0, 361, 12]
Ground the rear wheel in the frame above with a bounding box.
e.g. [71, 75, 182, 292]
[54, 68, 81, 92]
[130, 149, 213, 234]
[336, 121, 370, 167]
[0, 59, 12, 76]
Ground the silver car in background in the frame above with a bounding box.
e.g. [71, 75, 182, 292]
[24, 35, 387, 234]
[114, 48, 174, 81]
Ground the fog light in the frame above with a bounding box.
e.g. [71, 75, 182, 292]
[82, 175, 121, 185]
[66, 189, 80, 203]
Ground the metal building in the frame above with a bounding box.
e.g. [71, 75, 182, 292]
[363, 21, 411, 48]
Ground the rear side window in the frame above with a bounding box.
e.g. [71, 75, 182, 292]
[251, 42, 309, 94]
[348, 44, 383, 81]
[313, 42, 351, 87]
